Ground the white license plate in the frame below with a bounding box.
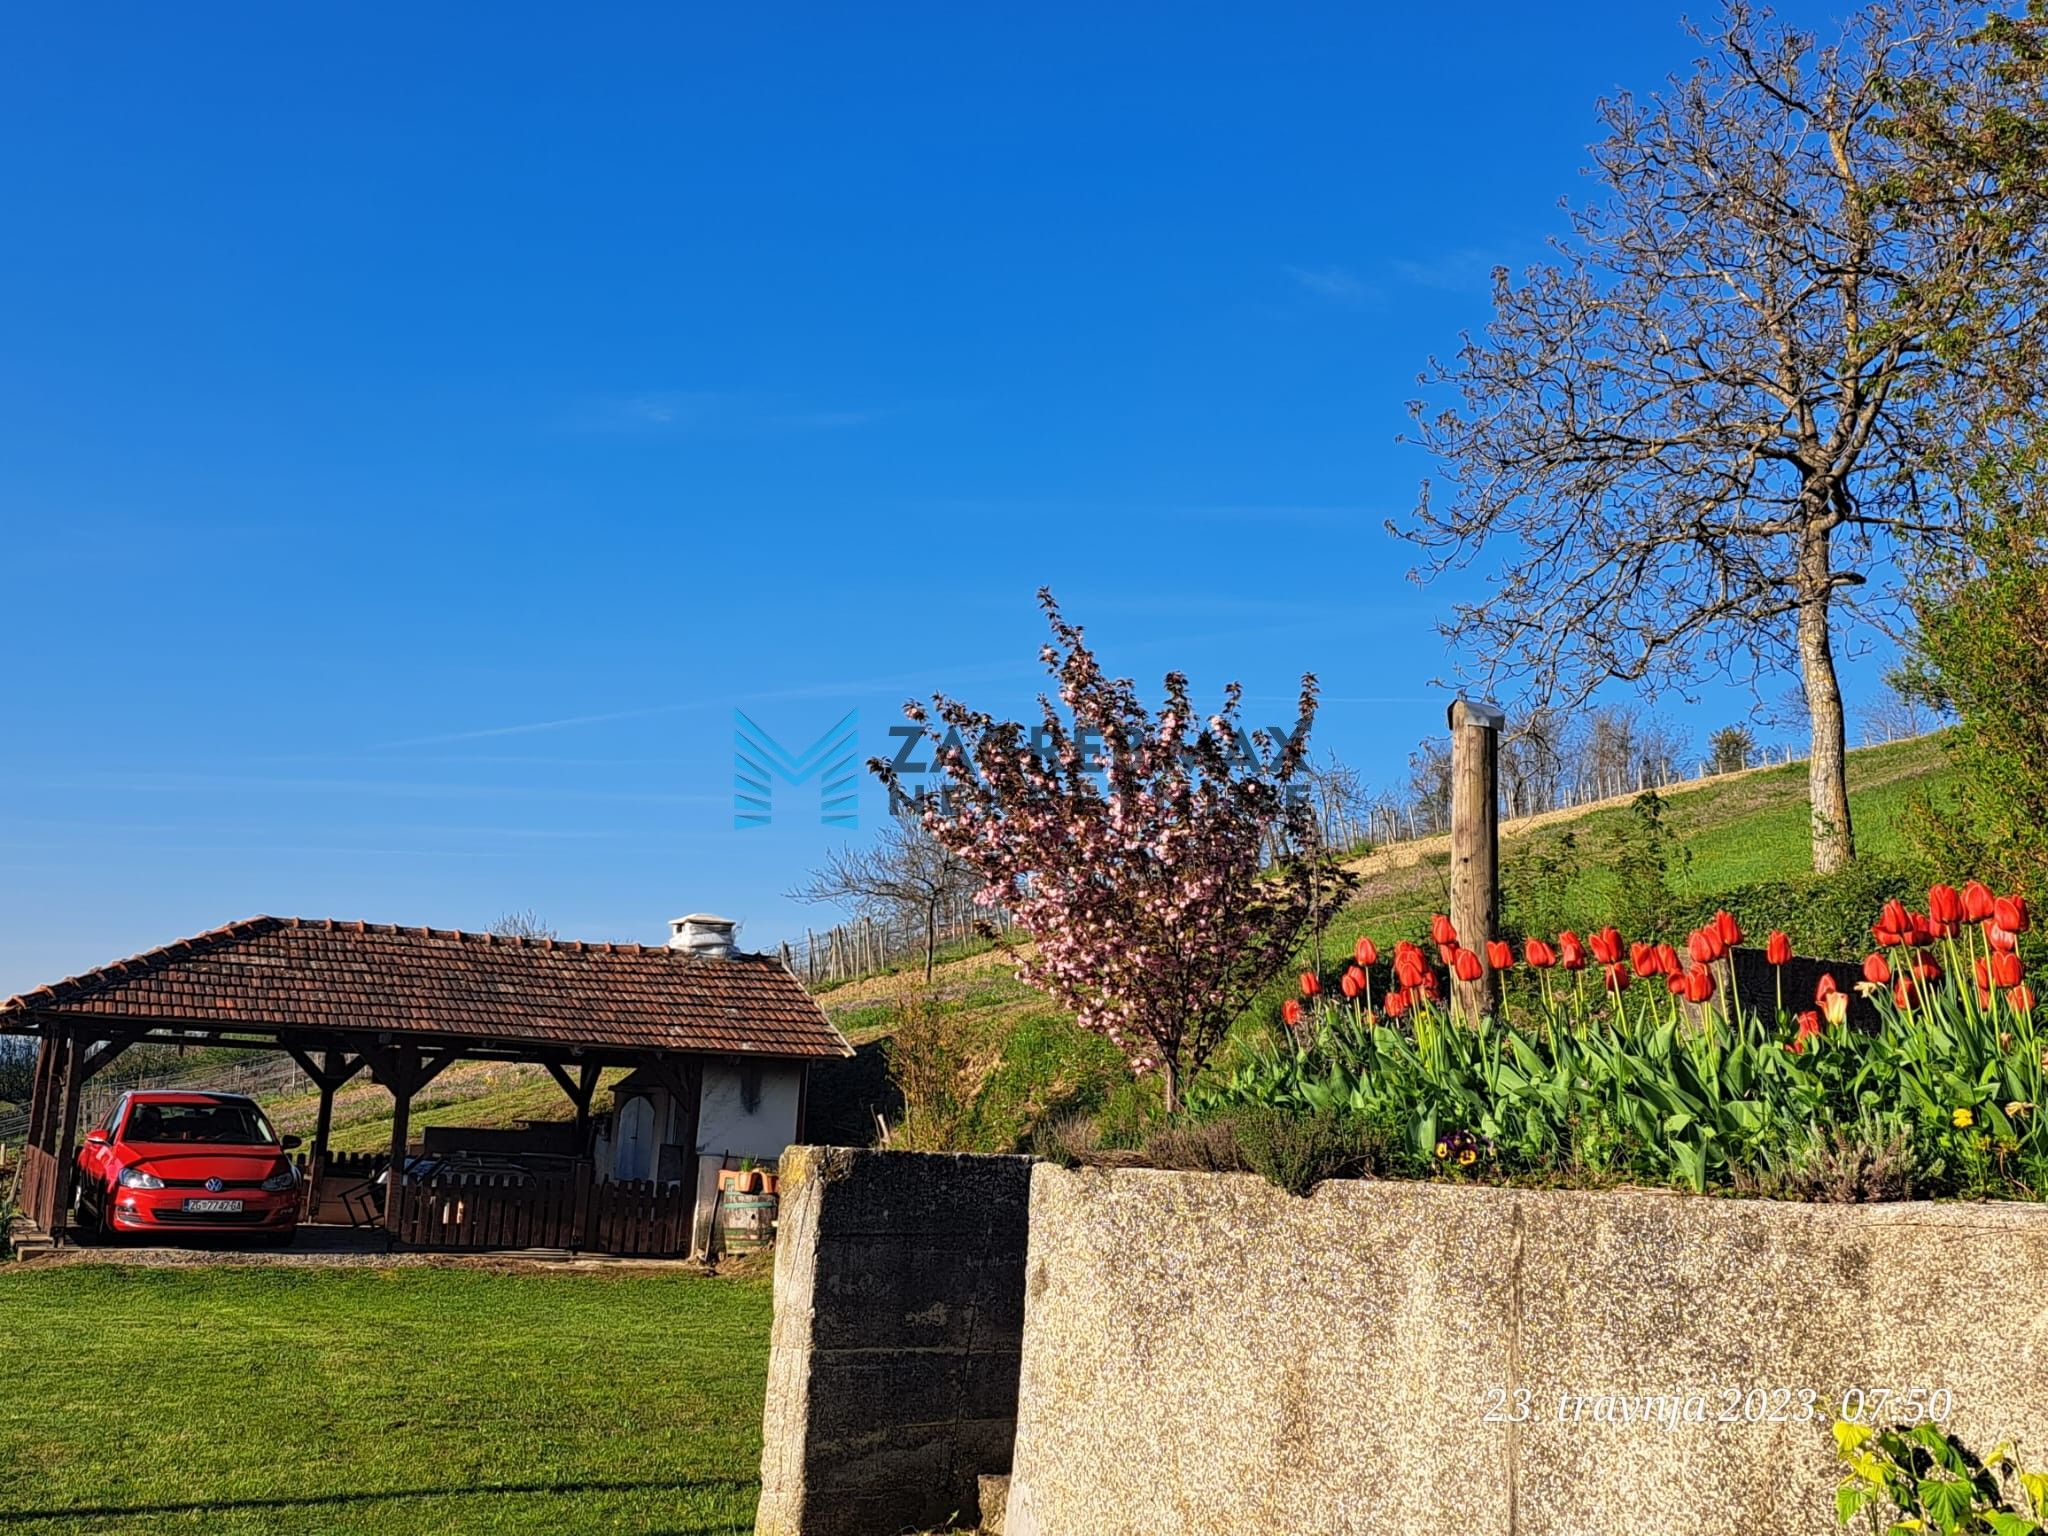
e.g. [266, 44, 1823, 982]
[183, 1198, 244, 1213]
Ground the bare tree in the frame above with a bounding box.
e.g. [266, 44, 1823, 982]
[1400, 1, 2047, 872]
[790, 813, 981, 983]
[1500, 707, 1569, 818]
[1860, 682, 1941, 744]
[1303, 751, 1371, 851]
[489, 909, 557, 941]
[1708, 724, 1759, 774]
[1405, 738, 1454, 834]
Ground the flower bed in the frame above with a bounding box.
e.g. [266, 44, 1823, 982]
[1182, 883, 2041, 1200]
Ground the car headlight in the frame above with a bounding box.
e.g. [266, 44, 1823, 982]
[118, 1167, 165, 1189]
[260, 1167, 298, 1192]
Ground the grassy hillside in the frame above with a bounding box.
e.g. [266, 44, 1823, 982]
[251, 734, 1957, 1159]
[806, 731, 1959, 1152]
[1329, 731, 1949, 943]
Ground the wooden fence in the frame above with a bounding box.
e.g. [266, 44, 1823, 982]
[13, 1145, 63, 1232]
[779, 909, 1014, 986]
[391, 1164, 692, 1256]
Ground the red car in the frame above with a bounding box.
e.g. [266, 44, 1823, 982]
[75, 1090, 302, 1243]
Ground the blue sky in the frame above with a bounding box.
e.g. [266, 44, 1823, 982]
[0, 2, 1883, 992]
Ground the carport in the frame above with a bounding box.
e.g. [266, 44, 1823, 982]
[1, 915, 851, 1252]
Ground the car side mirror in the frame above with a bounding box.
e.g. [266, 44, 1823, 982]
[84, 1129, 110, 1146]
[280, 1134, 302, 1151]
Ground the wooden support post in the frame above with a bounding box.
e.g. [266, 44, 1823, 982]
[51, 1031, 86, 1240]
[542, 1059, 605, 1153]
[362, 1044, 461, 1229]
[287, 1048, 367, 1176]
[384, 1055, 414, 1229]
[25, 1029, 58, 1155]
[1448, 698, 1505, 1022]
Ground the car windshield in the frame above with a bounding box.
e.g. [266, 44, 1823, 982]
[123, 1101, 276, 1146]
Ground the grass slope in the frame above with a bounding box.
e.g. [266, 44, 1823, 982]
[1331, 731, 1951, 940]
[0, 1265, 769, 1536]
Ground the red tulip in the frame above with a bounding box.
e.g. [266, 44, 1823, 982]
[1977, 957, 1994, 991]
[1991, 925, 2021, 953]
[1353, 935, 1378, 967]
[1996, 895, 2031, 934]
[1893, 975, 1919, 1009]
[1714, 910, 1743, 946]
[1558, 931, 1587, 971]
[1656, 943, 1682, 977]
[1384, 988, 1411, 1018]
[1524, 938, 1558, 970]
[1451, 947, 1484, 983]
[1630, 941, 1656, 975]
[1282, 998, 1303, 1026]
[1991, 950, 2025, 989]
[1300, 970, 1321, 997]
[1794, 1009, 1823, 1044]
[1603, 961, 1631, 993]
[1964, 880, 1997, 922]
[1486, 940, 1514, 971]
[1417, 968, 1442, 996]
[1862, 953, 1892, 985]
[1765, 930, 1792, 966]
[1394, 941, 1430, 989]
[1880, 899, 1913, 938]
[1680, 966, 1715, 1003]
[1872, 919, 1908, 948]
[1431, 913, 1458, 948]
[1928, 884, 1963, 925]
[2012, 984, 2037, 1014]
[1589, 926, 1624, 966]
[1816, 973, 1841, 1005]
[1341, 966, 1365, 999]
[1914, 957, 1942, 983]
[1688, 927, 1725, 966]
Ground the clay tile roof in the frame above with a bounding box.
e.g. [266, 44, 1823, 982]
[0, 916, 851, 1059]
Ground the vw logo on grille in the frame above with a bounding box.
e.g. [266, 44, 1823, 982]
[204, 1177, 225, 1193]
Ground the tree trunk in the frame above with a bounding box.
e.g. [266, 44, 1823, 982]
[923, 900, 937, 984]
[1161, 1055, 1180, 1117]
[1797, 539, 1855, 873]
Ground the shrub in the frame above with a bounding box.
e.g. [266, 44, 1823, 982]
[1734, 1119, 1919, 1204]
[1834, 1420, 2048, 1534]
[1674, 857, 1935, 963]
[1127, 1107, 1396, 1193]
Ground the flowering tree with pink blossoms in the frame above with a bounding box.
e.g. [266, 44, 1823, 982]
[873, 590, 1350, 1111]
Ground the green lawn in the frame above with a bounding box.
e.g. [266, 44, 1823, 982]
[0, 1265, 771, 1536]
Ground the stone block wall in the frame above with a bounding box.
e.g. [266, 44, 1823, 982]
[1003, 1167, 2048, 1536]
[756, 1147, 1033, 1536]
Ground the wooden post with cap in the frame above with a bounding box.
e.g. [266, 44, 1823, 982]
[1448, 697, 1505, 1021]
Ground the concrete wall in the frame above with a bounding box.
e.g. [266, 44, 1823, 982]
[1005, 1167, 2048, 1536]
[699, 1059, 806, 1164]
[757, 1147, 1033, 1536]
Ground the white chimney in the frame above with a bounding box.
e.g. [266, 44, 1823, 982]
[668, 913, 737, 959]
